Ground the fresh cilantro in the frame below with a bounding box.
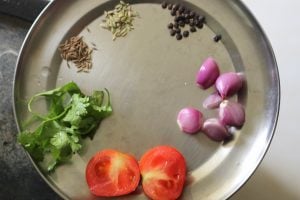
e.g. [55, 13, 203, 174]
[18, 82, 112, 172]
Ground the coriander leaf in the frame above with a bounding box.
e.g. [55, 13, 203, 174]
[63, 94, 90, 126]
[89, 89, 112, 119]
[50, 131, 69, 149]
[18, 82, 113, 172]
[69, 135, 82, 153]
[47, 160, 57, 172]
[18, 130, 44, 161]
[31, 82, 81, 97]
[27, 82, 81, 119]
[76, 117, 98, 135]
[47, 94, 67, 118]
[90, 91, 104, 106]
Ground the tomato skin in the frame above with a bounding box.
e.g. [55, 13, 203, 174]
[139, 146, 186, 200]
[86, 149, 140, 197]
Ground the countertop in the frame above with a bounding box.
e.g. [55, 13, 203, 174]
[0, 0, 299, 199]
[233, 0, 300, 199]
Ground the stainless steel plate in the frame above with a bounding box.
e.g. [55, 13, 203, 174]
[13, 0, 280, 199]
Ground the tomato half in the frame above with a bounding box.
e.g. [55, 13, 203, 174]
[85, 149, 140, 197]
[139, 146, 186, 200]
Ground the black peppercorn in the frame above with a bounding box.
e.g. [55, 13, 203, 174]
[183, 30, 189, 38]
[198, 15, 206, 23]
[170, 29, 176, 36]
[196, 22, 203, 29]
[168, 23, 174, 29]
[174, 22, 179, 29]
[162, 2, 168, 9]
[168, 4, 173, 10]
[213, 34, 222, 42]
[189, 20, 195, 26]
[174, 16, 180, 22]
[190, 26, 197, 32]
[178, 6, 185, 14]
[173, 4, 179, 11]
[175, 28, 181, 34]
[184, 9, 190, 15]
[190, 11, 196, 18]
[176, 33, 183, 40]
[185, 18, 190, 24]
[171, 9, 176, 16]
[194, 19, 199, 26]
[179, 21, 185, 27]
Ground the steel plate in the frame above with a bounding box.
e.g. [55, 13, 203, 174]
[13, 0, 280, 199]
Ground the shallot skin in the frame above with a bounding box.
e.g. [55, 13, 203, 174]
[196, 57, 220, 89]
[215, 72, 243, 99]
[177, 107, 204, 134]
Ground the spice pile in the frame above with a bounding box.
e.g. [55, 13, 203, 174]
[101, 1, 139, 41]
[161, 2, 206, 40]
[59, 36, 93, 73]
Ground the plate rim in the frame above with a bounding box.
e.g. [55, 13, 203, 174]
[12, 0, 280, 199]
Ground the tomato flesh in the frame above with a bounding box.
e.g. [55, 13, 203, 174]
[139, 146, 186, 200]
[86, 149, 140, 197]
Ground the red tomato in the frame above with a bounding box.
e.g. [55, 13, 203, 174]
[139, 146, 186, 200]
[85, 149, 140, 197]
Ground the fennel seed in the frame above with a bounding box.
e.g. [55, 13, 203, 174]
[101, 1, 138, 40]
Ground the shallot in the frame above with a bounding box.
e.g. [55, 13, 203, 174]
[196, 57, 220, 89]
[219, 100, 245, 127]
[202, 92, 223, 109]
[177, 107, 204, 134]
[215, 72, 243, 99]
[202, 118, 230, 142]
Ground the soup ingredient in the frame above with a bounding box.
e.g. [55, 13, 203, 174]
[190, 26, 196, 32]
[18, 82, 112, 171]
[196, 57, 220, 89]
[202, 118, 230, 142]
[216, 72, 243, 98]
[86, 149, 140, 197]
[162, 3, 206, 40]
[219, 100, 245, 127]
[139, 146, 186, 200]
[58, 36, 93, 72]
[161, 1, 167, 9]
[202, 92, 223, 109]
[168, 23, 174, 29]
[101, 1, 138, 41]
[213, 34, 222, 42]
[170, 29, 176, 36]
[177, 107, 203, 134]
[183, 30, 189, 38]
[176, 33, 183, 40]
[197, 15, 206, 24]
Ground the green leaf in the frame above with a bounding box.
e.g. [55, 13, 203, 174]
[17, 82, 113, 172]
[69, 135, 82, 153]
[63, 94, 90, 126]
[89, 88, 112, 119]
[18, 130, 44, 161]
[50, 131, 69, 149]
[27, 82, 81, 119]
[90, 91, 104, 106]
